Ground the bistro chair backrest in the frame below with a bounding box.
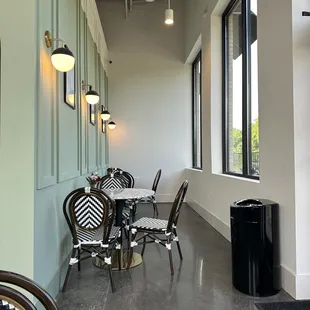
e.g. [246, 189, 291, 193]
[107, 167, 135, 188]
[166, 180, 189, 234]
[0, 270, 59, 310]
[116, 170, 135, 188]
[97, 174, 127, 190]
[152, 169, 162, 193]
[63, 187, 115, 246]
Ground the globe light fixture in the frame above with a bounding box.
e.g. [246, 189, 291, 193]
[82, 81, 100, 105]
[45, 31, 75, 72]
[108, 120, 116, 130]
[101, 106, 111, 121]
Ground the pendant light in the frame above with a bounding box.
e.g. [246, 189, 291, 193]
[44, 31, 75, 72]
[165, 0, 174, 25]
[101, 105, 111, 121]
[82, 81, 100, 105]
[108, 120, 116, 130]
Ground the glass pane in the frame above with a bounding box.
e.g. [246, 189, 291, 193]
[226, 2, 243, 174]
[193, 55, 202, 169]
[250, 0, 259, 175]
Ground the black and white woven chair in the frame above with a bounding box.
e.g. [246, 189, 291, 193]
[115, 170, 135, 188]
[96, 174, 132, 225]
[62, 187, 121, 292]
[127, 180, 188, 275]
[139, 169, 162, 217]
[0, 270, 59, 309]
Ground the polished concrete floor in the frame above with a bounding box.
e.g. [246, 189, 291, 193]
[57, 203, 292, 310]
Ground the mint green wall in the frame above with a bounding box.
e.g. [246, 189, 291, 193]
[0, 0, 36, 280]
[34, 0, 108, 297]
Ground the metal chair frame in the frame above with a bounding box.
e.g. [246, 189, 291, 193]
[0, 270, 59, 309]
[62, 187, 121, 292]
[127, 181, 188, 275]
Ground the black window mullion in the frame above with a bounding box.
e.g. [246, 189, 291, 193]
[247, 1, 253, 175]
[222, 14, 229, 173]
[192, 52, 202, 170]
[222, 0, 258, 179]
[241, 0, 250, 176]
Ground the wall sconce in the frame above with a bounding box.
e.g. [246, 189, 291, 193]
[108, 120, 116, 130]
[100, 105, 111, 121]
[44, 31, 75, 72]
[82, 81, 100, 105]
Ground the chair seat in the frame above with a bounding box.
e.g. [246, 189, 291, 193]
[130, 217, 168, 231]
[76, 226, 120, 245]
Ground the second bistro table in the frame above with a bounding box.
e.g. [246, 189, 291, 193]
[94, 188, 155, 270]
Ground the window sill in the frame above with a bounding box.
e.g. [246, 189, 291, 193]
[186, 168, 203, 172]
[213, 172, 260, 183]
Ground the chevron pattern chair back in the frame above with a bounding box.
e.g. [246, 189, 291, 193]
[63, 187, 114, 247]
[97, 174, 127, 190]
[107, 167, 135, 188]
[114, 170, 134, 188]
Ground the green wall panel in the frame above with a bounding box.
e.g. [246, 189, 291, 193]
[34, 0, 108, 298]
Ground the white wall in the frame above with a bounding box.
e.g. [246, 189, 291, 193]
[185, 0, 301, 298]
[292, 0, 310, 298]
[97, 0, 191, 202]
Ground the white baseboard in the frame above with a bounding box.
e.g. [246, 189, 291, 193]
[155, 194, 174, 203]
[295, 273, 310, 300]
[282, 264, 296, 298]
[187, 196, 297, 299]
[187, 196, 231, 241]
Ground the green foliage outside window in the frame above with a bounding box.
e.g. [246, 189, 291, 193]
[232, 119, 259, 173]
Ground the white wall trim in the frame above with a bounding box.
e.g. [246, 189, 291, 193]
[282, 264, 296, 299]
[81, 0, 109, 70]
[156, 194, 175, 203]
[187, 196, 231, 241]
[295, 273, 310, 300]
[186, 35, 202, 64]
[187, 196, 297, 298]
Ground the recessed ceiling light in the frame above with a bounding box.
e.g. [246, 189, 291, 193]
[145, 0, 155, 2]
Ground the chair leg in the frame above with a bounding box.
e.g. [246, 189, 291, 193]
[108, 264, 115, 292]
[123, 224, 129, 240]
[77, 249, 81, 271]
[107, 250, 116, 292]
[141, 236, 147, 257]
[152, 198, 159, 218]
[167, 237, 174, 275]
[62, 248, 77, 292]
[132, 204, 137, 222]
[127, 230, 136, 269]
[118, 248, 122, 271]
[174, 229, 183, 260]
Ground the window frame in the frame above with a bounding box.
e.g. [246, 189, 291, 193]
[192, 51, 202, 170]
[222, 0, 258, 180]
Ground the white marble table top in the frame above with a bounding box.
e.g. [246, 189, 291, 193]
[102, 188, 154, 200]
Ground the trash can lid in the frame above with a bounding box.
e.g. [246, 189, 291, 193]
[234, 199, 263, 207]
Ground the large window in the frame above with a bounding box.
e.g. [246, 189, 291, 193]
[192, 52, 202, 169]
[222, 0, 259, 178]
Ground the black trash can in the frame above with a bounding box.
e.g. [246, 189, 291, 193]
[230, 199, 281, 296]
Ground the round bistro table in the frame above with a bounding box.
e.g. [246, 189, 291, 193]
[94, 188, 155, 270]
